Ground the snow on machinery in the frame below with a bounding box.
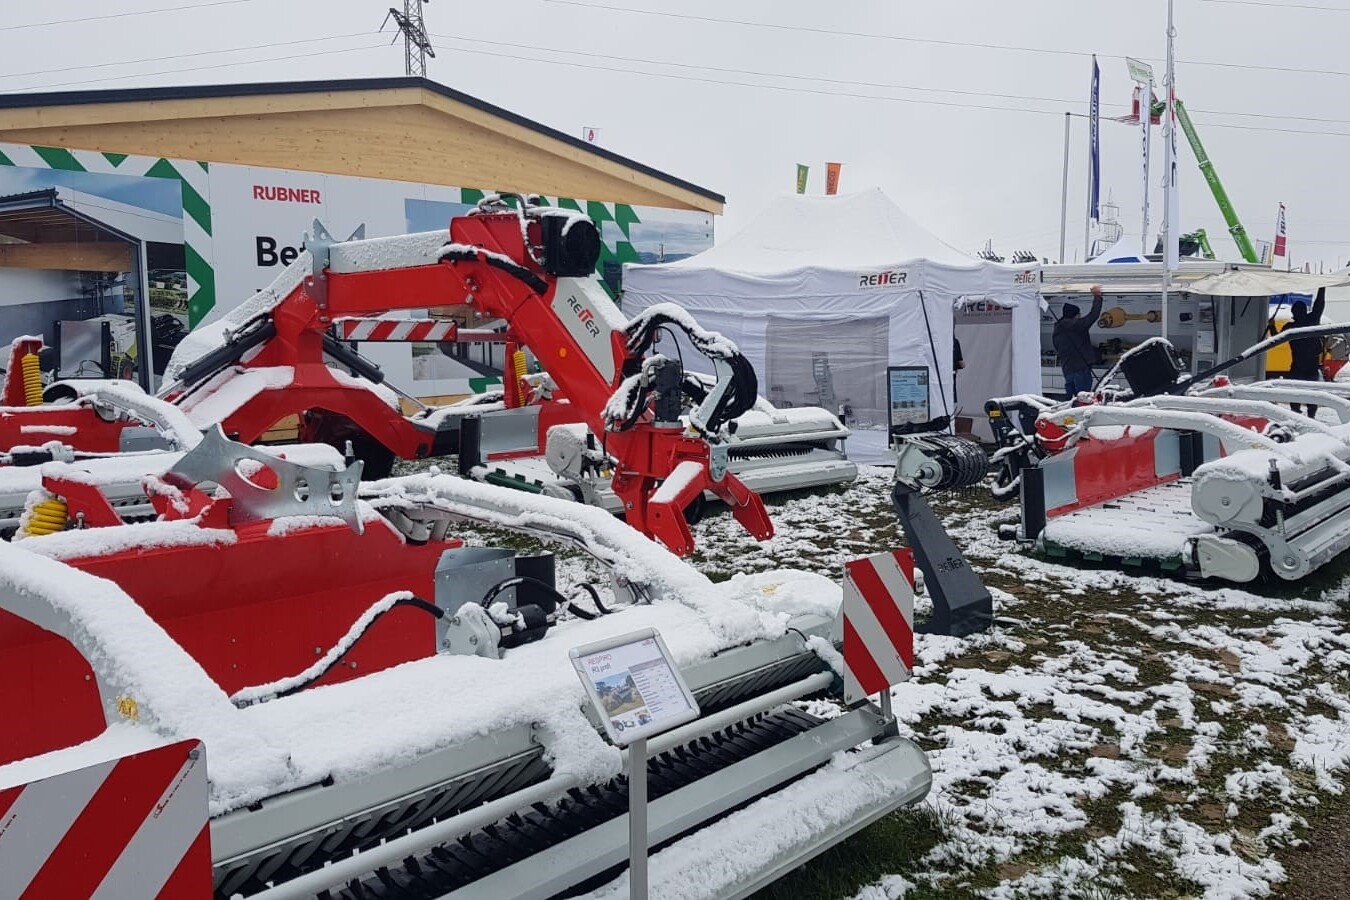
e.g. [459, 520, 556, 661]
[0, 196, 860, 555]
[0, 427, 931, 898]
[987, 322, 1350, 583]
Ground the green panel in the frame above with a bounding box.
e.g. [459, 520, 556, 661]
[613, 241, 640, 264]
[556, 197, 584, 213]
[613, 203, 641, 239]
[197, 161, 209, 172]
[143, 158, 212, 235]
[32, 146, 85, 172]
[185, 244, 215, 328]
[102, 152, 129, 167]
[585, 201, 614, 225]
[469, 376, 503, 392]
[0, 148, 12, 167]
[461, 188, 485, 205]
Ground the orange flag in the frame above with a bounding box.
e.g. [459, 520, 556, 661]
[825, 162, 842, 195]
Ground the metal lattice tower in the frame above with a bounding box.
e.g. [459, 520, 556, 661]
[382, 0, 435, 77]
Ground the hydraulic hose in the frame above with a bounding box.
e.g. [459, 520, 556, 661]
[229, 593, 441, 707]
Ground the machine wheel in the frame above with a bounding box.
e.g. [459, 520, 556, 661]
[683, 494, 707, 525]
[303, 412, 397, 480]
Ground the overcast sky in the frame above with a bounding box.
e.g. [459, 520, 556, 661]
[3, 0, 1347, 267]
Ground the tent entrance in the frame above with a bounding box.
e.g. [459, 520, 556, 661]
[954, 299, 1014, 442]
[764, 315, 889, 427]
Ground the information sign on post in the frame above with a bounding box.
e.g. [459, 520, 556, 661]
[571, 628, 699, 899]
[887, 365, 932, 431]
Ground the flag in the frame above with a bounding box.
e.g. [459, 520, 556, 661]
[1162, 27, 1180, 271]
[1125, 58, 1157, 259]
[825, 162, 842, 195]
[796, 164, 809, 194]
[581, 127, 600, 144]
[1089, 56, 1101, 222]
[1273, 203, 1287, 261]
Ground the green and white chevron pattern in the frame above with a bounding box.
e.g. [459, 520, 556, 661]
[0, 143, 214, 326]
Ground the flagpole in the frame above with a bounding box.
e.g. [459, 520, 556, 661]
[1084, 56, 1099, 260]
[1060, 112, 1071, 263]
[1161, 0, 1176, 343]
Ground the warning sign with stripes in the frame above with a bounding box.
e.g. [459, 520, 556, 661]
[842, 549, 916, 705]
[0, 738, 211, 900]
[334, 317, 458, 342]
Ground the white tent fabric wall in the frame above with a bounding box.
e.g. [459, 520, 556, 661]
[622, 189, 1042, 464]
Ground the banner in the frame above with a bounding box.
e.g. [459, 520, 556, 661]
[1088, 56, 1101, 222]
[825, 162, 842, 196]
[581, 126, 601, 144]
[1273, 202, 1287, 262]
[796, 164, 809, 194]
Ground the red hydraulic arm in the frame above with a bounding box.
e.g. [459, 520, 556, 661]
[322, 208, 774, 554]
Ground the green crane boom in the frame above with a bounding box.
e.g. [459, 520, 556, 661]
[1168, 98, 1260, 264]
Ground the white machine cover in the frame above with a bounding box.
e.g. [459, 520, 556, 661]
[622, 189, 1042, 460]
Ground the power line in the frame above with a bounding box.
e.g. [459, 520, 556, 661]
[0, 33, 372, 85]
[437, 34, 1350, 130]
[9, 43, 389, 93]
[1196, 0, 1350, 10]
[543, 0, 1350, 82]
[435, 36, 1350, 138]
[0, 0, 268, 33]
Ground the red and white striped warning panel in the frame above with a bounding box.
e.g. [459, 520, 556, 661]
[0, 738, 211, 899]
[334, 317, 458, 342]
[841, 549, 916, 705]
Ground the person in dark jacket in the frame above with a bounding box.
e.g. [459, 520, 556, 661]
[1052, 285, 1104, 397]
[1285, 288, 1326, 417]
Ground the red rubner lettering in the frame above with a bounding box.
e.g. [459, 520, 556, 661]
[252, 185, 322, 204]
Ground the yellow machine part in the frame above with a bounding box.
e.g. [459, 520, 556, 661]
[1266, 316, 1293, 375]
[22, 497, 68, 537]
[21, 352, 42, 406]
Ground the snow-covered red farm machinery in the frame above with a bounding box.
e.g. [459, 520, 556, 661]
[0, 425, 930, 898]
[0, 199, 928, 897]
[0, 196, 856, 552]
[987, 325, 1350, 582]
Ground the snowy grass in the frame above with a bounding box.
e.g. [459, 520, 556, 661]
[409, 461, 1350, 899]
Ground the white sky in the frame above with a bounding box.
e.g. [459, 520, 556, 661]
[2, 0, 1347, 267]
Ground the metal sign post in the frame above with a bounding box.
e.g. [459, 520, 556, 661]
[571, 628, 700, 900]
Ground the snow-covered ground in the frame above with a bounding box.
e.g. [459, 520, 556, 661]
[444, 465, 1350, 899]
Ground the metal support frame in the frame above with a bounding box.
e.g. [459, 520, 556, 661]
[890, 482, 993, 636]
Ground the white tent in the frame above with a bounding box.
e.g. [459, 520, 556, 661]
[622, 189, 1042, 457]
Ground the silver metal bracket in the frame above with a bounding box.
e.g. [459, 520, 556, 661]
[708, 443, 730, 482]
[164, 426, 364, 532]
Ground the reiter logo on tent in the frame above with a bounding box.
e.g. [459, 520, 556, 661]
[858, 269, 908, 290]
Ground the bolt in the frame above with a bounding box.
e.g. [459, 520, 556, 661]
[315, 646, 323, 655]
[349, 661, 358, 669]
[1221, 497, 1231, 507]
[188, 747, 201, 761]
[469, 635, 478, 645]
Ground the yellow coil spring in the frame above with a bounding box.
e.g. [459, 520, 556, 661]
[22, 498, 68, 537]
[21, 352, 42, 406]
[512, 349, 528, 382]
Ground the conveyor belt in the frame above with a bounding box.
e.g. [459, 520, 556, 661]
[320, 707, 822, 900]
[1042, 479, 1215, 561]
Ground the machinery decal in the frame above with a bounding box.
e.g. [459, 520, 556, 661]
[841, 549, 916, 703]
[334, 317, 459, 342]
[0, 739, 211, 899]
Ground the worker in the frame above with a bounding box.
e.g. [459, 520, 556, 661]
[1286, 288, 1327, 418]
[1053, 285, 1104, 398]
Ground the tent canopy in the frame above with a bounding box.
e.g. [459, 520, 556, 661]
[623, 189, 1042, 459]
[1184, 269, 1350, 297]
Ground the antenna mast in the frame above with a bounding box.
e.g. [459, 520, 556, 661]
[382, 1, 435, 77]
